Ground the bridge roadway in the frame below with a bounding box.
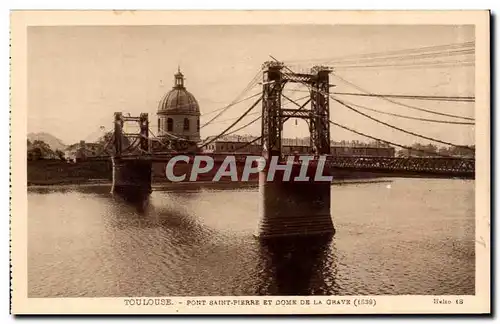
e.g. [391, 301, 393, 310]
[106, 152, 475, 179]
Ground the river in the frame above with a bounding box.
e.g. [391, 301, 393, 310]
[28, 178, 475, 297]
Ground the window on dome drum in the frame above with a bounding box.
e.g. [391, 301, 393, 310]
[184, 118, 190, 131]
[167, 118, 173, 132]
[197, 120, 200, 132]
[157, 118, 160, 133]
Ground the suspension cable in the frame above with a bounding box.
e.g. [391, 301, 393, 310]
[271, 56, 473, 156]
[198, 96, 263, 149]
[332, 60, 474, 70]
[331, 91, 475, 102]
[147, 128, 173, 145]
[285, 41, 475, 64]
[200, 68, 263, 129]
[119, 137, 140, 154]
[284, 88, 475, 102]
[220, 117, 454, 158]
[281, 87, 458, 156]
[199, 80, 289, 148]
[338, 98, 474, 125]
[153, 126, 192, 142]
[327, 48, 474, 67]
[199, 94, 311, 127]
[221, 95, 312, 139]
[332, 73, 475, 121]
[199, 58, 472, 157]
[224, 115, 262, 136]
[229, 136, 262, 152]
[328, 120, 451, 157]
[332, 97, 475, 150]
[281, 94, 311, 105]
[297, 68, 475, 149]
[211, 92, 312, 150]
[200, 92, 262, 117]
[207, 111, 260, 125]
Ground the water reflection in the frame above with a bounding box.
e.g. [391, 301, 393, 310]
[104, 190, 217, 248]
[257, 235, 335, 295]
[111, 190, 152, 214]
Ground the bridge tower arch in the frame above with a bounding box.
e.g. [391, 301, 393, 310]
[261, 63, 332, 158]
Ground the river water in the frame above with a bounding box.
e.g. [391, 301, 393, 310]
[28, 178, 475, 297]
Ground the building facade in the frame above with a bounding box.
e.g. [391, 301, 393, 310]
[201, 136, 396, 157]
[331, 145, 395, 157]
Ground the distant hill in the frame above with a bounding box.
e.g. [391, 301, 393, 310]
[27, 132, 67, 151]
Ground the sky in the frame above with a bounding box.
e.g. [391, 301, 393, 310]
[27, 24, 475, 146]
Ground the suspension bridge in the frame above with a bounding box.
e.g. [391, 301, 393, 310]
[83, 44, 475, 239]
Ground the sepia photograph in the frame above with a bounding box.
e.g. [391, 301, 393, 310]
[10, 10, 490, 314]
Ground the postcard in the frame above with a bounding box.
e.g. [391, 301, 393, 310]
[10, 10, 490, 315]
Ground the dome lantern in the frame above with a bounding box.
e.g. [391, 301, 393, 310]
[157, 68, 200, 115]
[174, 66, 185, 89]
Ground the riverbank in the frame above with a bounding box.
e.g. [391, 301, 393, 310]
[28, 159, 394, 187]
[28, 178, 393, 192]
[27, 159, 112, 186]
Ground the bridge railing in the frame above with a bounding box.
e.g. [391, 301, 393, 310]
[323, 155, 475, 175]
[87, 152, 475, 176]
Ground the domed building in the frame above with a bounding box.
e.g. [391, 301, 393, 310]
[157, 68, 201, 142]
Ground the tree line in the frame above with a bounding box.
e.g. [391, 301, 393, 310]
[396, 143, 475, 158]
[28, 137, 474, 161]
[27, 140, 65, 161]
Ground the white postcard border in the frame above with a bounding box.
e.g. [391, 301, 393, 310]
[10, 10, 491, 315]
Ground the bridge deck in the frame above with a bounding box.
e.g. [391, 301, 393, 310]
[90, 153, 474, 179]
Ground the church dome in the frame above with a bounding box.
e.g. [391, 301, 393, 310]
[158, 69, 200, 115]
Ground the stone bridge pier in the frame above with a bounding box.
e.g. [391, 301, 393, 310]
[257, 162, 335, 239]
[111, 157, 152, 198]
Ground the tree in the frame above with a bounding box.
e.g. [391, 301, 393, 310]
[55, 149, 66, 160]
[28, 147, 42, 161]
[28, 140, 56, 160]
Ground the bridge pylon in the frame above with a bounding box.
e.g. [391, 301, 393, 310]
[110, 112, 152, 199]
[257, 63, 335, 240]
